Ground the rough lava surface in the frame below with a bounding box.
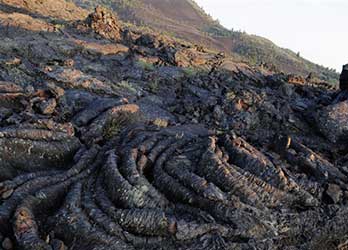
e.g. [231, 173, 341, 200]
[0, 1, 348, 250]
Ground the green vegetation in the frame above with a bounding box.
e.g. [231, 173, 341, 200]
[148, 80, 159, 94]
[136, 60, 155, 71]
[113, 80, 137, 94]
[103, 111, 139, 139]
[103, 117, 123, 139]
[183, 67, 198, 77]
[202, 25, 233, 37]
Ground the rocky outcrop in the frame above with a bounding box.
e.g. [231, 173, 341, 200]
[340, 64, 348, 90]
[86, 6, 123, 41]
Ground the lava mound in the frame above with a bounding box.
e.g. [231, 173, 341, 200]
[1, 119, 347, 250]
[0, 1, 348, 250]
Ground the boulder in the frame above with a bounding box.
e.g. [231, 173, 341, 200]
[2, 238, 13, 250]
[316, 100, 348, 143]
[325, 184, 342, 204]
[135, 34, 160, 48]
[340, 64, 348, 90]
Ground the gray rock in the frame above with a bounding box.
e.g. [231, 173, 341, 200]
[325, 184, 342, 204]
[2, 238, 13, 250]
[213, 105, 224, 120]
[316, 100, 348, 143]
[137, 97, 177, 123]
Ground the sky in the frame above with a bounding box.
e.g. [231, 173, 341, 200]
[195, 0, 347, 72]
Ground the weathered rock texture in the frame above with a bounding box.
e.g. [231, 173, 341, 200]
[85, 6, 123, 41]
[0, 1, 347, 250]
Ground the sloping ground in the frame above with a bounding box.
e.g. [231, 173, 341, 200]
[69, 0, 339, 85]
[0, 0, 88, 20]
[1, 1, 348, 250]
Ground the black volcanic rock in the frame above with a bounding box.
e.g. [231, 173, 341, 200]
[0, 1, 347, 250]
[340, 64, 348, 90]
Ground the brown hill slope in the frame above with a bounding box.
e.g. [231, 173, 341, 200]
[69, 0, 339, 85]
[1, 0, 88, 20]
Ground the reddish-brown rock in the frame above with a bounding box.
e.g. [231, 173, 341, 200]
[85, 6, 123, 41]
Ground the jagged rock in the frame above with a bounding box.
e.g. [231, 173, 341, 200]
[46, 83, 65, 98]
[0, 82, 26, 110]
[0, 82, 23, 93]
[39, 98, 57, 115]
[279, 82, 294, 97]
[136, 34, 160, 48]
[86, 6, 123, 41]
[45, 67, 118, 95]
[288, 74, 306, 85]
[72, 97, 127, 126]
[340, 64, 348, 90]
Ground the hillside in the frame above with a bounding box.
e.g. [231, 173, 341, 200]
[69, 0, 339, 85]
[1, 0, 348, 249]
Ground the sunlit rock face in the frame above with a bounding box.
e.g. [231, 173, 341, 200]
[85, 6, 123, 41]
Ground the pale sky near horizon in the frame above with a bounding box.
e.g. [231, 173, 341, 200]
[195, 0, 347, 72]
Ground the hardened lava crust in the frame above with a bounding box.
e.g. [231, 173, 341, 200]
[0, 2, 348, 250]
